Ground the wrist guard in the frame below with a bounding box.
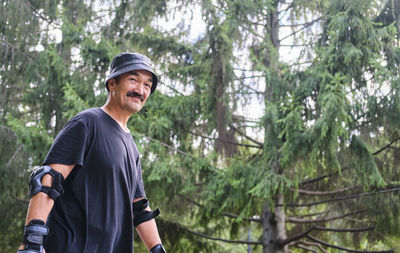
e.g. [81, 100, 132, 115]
[29, 165, 64, 201]
[17, 219, 48, 253]
[150, 244, 167, 253]
[133, 199, 160, 227]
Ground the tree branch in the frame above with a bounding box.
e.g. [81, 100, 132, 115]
[373, 136, 400, 155]
[177, 223, 262, 245]
[306, 235, 394, 253]
[279, 224, 372, 248]
[229, 124, 264, 148]
[279, 17, 322, 42]
[139, 133, 192, 157]
[281, 187, 400, 207]
[291, 186, 355, 196]
[182, 196, 261, 222]
[286, 210, 366, 224]
[314, 226, 375, 233]
[299, 167, 350, 186]
[296, 210, 330, 218]
[6, 144, 23, 168]
[293, 244, 318, 253]
[278, 226, 315, 246]
[185, 129, 263, 149]
[220, 212, 261, 222]
[296, 241, 328, 253]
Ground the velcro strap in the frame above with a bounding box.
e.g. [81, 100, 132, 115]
[40, 186, 61, 200]
[133, 199, 149, 211]
[24, 223, 48, 236]
[17, 249, 41, 253]
[22, 222, 48, 252]
[26, 234, 44, 245]
[150, 244, 167, 253]
[133, 208, 160, 227]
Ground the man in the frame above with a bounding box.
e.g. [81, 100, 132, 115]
[17, 52, 167, 253]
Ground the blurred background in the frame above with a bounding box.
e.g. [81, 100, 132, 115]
[1, 0, 400, 252]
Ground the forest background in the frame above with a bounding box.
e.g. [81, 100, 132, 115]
[1, 0, 400, 252]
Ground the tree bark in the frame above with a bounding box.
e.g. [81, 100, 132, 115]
[261, 199, 287, 253]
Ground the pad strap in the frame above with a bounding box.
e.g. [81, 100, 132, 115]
[133, 199, 160, 227]
[150, 244, 167, 253]
[28, 165, 64, 201]
[17, 220, 48, 253]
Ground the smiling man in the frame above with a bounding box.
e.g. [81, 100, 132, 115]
[17, 53, 166, 253]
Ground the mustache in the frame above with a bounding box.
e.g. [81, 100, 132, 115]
[126, 91, 144, 102]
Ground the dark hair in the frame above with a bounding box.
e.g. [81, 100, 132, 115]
[106, 76, 120, 92]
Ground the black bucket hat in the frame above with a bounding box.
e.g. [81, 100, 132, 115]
[105, 52, 159, 94]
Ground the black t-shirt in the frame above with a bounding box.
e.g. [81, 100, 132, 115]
[43, 108, 145, 253]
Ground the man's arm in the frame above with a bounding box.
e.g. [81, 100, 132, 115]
[18, 164, 74, 251]
[133, 198, 164, 252]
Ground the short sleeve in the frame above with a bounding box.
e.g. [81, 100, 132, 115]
[43, 120, 88, 167]
[134, 157, 146, 199]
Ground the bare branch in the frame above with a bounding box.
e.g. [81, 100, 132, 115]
[278, 226, 315, 246]
[293, 244, 318, 253]
[296, 210, 330, 218]
[291, 186, 355, 196]
[299, 167, 350, 186]
[279, 17, 322, 42]
[373, 136, 400, 155]
[182, 196, 261, 222]
[281, 187, 400, 207]
[307, 235, 394, 253]
[6, 144, 23, 168]
[314, 226, 375, 233]
[297, 241, 328, 253]
[286, 210, 366, 224]
[185, 129, 263, 149]
[220, 212, 261, 222]
[177, 223, 262, 245]
[139, 134, 192, 157]
[229, 124, 264, 148]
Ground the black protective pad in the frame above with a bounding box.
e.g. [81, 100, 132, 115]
[28, 165, 64, 200]
[133, 199, 160, 227]
[17, 220, 48, 253]
[150, 244, 167, 253]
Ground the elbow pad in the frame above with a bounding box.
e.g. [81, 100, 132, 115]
[132, 199, 160, 227]
[29, 165, 64, 201]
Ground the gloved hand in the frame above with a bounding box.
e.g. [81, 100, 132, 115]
[17, 219, 48, 253]
[150, 244, 167, 253]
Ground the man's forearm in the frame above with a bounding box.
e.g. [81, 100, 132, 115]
[135, 212, 162, 251]
[25, 193, 54, 225]
[18, 176, 55, 251]
[24, 175, 55, 225]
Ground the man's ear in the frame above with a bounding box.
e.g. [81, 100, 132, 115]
[107, 78, 116, 91]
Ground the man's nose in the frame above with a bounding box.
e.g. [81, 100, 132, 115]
[133, 81, 145, 95]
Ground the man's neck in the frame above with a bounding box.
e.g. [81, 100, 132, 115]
[100, 104, 131, 133]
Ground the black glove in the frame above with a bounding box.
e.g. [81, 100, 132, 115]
[17, 219, 48, 253]
[150, 244, 167, 253]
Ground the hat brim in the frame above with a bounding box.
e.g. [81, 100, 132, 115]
[105, 63, 158, 94]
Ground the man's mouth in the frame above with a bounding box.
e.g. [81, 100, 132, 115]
[126, 91, 144, 102]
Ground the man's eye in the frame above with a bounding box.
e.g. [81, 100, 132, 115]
[145, 83, 151, 88]
[130, 78, 137, 82]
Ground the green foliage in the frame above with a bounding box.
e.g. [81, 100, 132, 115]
[2, 0, 400, 252]
[349, 136, 386, 188]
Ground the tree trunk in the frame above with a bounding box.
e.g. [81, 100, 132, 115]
[274, 193, 287, 252]
[261, 196, 287, 253]
[210, 23, 236, 158]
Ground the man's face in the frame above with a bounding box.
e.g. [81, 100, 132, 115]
[108, 69, 153, 114]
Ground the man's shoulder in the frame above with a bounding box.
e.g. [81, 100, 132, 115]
[73, 108, 103, 122]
